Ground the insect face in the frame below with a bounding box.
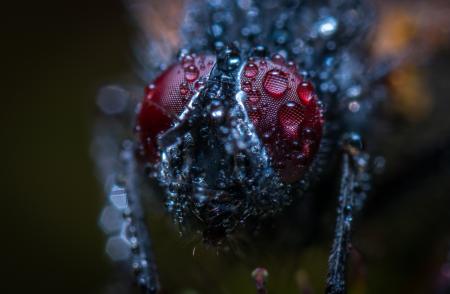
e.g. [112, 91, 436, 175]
[137, 46, 324, 244]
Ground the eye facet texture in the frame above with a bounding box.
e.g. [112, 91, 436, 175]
[137, 55, 216, 161]
[138, 53, 323, 183]
[240, 56, 324, 183]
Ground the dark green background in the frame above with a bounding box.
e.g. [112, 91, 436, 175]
[3, 1, 129, 293]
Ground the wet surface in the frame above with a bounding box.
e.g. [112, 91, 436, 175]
[2, 0, 450, 293]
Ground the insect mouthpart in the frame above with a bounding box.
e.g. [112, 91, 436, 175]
[137, 45, 324, 243]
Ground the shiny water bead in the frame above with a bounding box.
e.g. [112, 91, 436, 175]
[242, 80, 253, 92]
[263, 69, 289, 98]
[179, 82, 189, 95]
[348, 100, 360, 113]
[184, 65, 199, 82]
[137, 55, 216, 162]
[287, 61, 297, 71]
[145, 84, 156, 95]
[297, 81, 315, 104]
[278, 101, 304, 140]
[317, 16, 338, 37]
[247, 89, 261, 104]
[181, 54, 195, 66]
[271, 53, 285, 65]
[244, 62, 259, 78]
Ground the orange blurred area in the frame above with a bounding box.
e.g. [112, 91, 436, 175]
[373, 0, 450, 58]
[373, 0, 450, 121]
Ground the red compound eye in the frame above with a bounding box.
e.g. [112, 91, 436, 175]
[137, 54, 216, 162]
[241, 55, 324, 183]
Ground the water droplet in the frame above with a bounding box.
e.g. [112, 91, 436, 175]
[211, 24, 223, 38]
[99, 206, 122, 234]
[317, 16, 338, 37]
[145, 84, 156, 96]
[109, 185, 128, 209]
[194, 193, 208, 206]
[247, 89, 261, 104]
[356, 156, 368, 168]
[290, 151, 306, 163]
[345, 215, 353, 225]
[272, 54, 285, 64]
[96, 85, 129, 115]
[287, 61, 297, 71]
[184, 65, 199, 82]
[217, 45, 241, 72]
[244, 62, 258, 78]
[297, 81, 315, 104]
[262, 129, 274, 141]
[341, 132, 363, 151]
[180, 82, 189, 95]
[252, 45, 267, 57]
[242, 81, 252, 92]
[278, 101, 304, 139]
[211, 107, 225, 119]
[347, 85, 362, 98]
[106, 236, 130, 261]
[302, 127, 315, 140]
[132, 261, 142, 273]
[181, 54, 195, 66]
[129, 236, 139, 250]
[263, 69, 288, 98]
[348, 101, 360, 112]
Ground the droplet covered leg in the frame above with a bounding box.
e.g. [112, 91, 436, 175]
[326, 132, 370, 294]
[94, 83, 161, 293]
[99, 140, 160, 293]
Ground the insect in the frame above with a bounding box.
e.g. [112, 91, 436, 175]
[93, 0, 391, 293]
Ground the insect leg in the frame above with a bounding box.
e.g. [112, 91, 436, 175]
[99, 141, 160, 294]
[94, 85, 161, 293]
[121, 141, 161, 293]
[325, 132, 370, 294]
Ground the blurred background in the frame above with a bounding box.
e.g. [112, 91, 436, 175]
[2, 0, 450, 293]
